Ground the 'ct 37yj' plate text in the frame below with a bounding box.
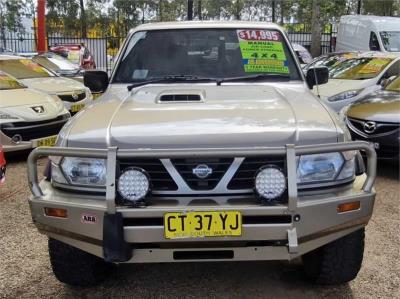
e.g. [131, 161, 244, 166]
[164, 211, 242, 239]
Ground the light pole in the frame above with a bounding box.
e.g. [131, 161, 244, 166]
[188, 0, 193, 20]
[37, 0, 47, 53]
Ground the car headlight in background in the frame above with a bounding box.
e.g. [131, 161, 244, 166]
[0, 111, 19, 120]
[85, 87, 93, 100]
[328, 89, 362, 102]
[297, 151, 355, 184]
[52, 157, 106, 186]
[339, 105, 350, 123]
[50, 95, 66, 112]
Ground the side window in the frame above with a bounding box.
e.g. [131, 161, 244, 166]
[369, 32, 380, 51]
[83, 48, 90, 59]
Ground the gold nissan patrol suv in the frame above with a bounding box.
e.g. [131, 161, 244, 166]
[27, 22, 377, 286]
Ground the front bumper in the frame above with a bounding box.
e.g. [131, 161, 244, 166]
[61, 98, 89, 114]
[0, 115, 69, 152]
[348, 129, 400, 160]
[27, 142, 377, 263]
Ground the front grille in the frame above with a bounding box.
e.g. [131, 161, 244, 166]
[228, 156, 286, 190]
[119, 159, 178, 191]
[118, 157, 287, 193]
[57, 91, 86, 102]
[376, 145, 400, 159]
[0, 115, 69, 141]
[348, 117, 400, 135]
[171, 158, 234, 190]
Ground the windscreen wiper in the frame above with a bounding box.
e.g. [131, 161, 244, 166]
[216, 73, 291, 85]
[127, 75, 218, 91]
[127, 74, 291, 90]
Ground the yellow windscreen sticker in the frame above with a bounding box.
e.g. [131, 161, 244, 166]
[358, 58, 391, 74]
[0, 73, 22, 88]
[19, 59, 48, 75]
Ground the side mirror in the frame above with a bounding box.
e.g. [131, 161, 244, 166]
[370, 43, 380, 51]
[380, 75, 396, 88]
[380, 78, 389, 88]
[296, 52, 305, 64]
[84, 70, 109, 93]
[306, 66, 329, 89]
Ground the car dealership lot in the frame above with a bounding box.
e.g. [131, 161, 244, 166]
[0, 155, 398, 299]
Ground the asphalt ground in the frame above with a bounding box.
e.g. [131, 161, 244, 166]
[0, 153, 399, 299]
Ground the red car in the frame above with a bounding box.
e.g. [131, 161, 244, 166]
[0, 145, 5, 184]
[49, 44, 96, 69]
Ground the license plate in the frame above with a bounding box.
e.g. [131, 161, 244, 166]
[71, 103, 85, 112]
[92, 93, 102, 100]
[164, 211, 242, 239]
[36, 135, 57, 147]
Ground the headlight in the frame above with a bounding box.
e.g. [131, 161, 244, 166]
[54, 157, 106, 186]
[339, 105, 350, 123]
[50, 95, 65, 112]
[85, 87, 93, 100]
[117, 167, 150, 203]
[0, 112, 19, 120]
[297, 152, 355, 184]
[328, 89, 362, 102]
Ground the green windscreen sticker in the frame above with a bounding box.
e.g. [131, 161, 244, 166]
[237, 30, 289, 74]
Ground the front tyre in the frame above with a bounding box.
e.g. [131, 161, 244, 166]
[302, 228, 365, 285]
[48, 238, 114, 286]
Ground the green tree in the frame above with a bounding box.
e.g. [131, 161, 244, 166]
[363, 0, 399, 16]
[0, 0, 32, 48]
[46, 0, 81, 35]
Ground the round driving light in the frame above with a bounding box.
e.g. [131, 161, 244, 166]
[255, 166, 286, 201]
[11, 134, 22, 143]
[117, 167, 150, 202]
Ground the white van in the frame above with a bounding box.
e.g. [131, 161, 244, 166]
[336, 15, 400, 53]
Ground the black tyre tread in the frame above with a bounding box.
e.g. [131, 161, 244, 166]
[48, 238, 114, 286]
[303, 228, 365, 285]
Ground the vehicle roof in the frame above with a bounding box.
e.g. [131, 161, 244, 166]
[292, 43, 308, 51]
[131, 21, 283, 33]
[0, 54, 25, 60]
[51, 44, 83, 47]
[340, 15, 400, 31]
[325, 51, 361, 56]
[353, 51, 400, 59]
[34, 52, 63, 58]
[318, 51, 399, 60]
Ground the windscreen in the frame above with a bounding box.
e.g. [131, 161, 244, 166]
[66, 49, 81, 64]
[329, 57, 393, 80]
[385, 76, 400, 92]
[33, 55, 79, 71]
[380, 31, 400, 52]
[304, 53, 358, 72]
[0, 59, 53, 79]
[114, 29, 300, 82]
[0, 72, 25, 90]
